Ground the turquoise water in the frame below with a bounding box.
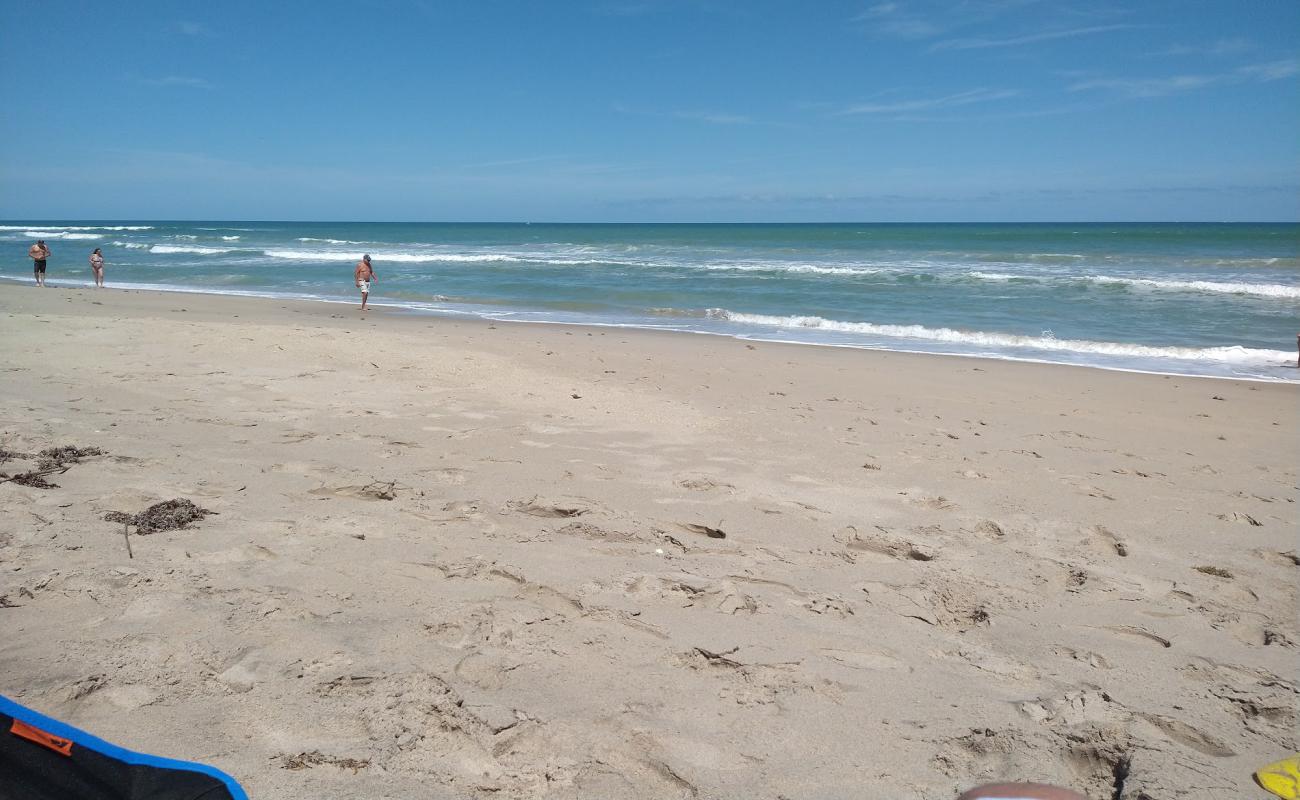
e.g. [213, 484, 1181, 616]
[3, 222, 1297, 380]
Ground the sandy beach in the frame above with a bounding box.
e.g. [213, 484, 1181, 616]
[1, 285, 1295, 799]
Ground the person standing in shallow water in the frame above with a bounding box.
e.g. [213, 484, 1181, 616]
[28, 240, 50, 287]
[89, 248, 105, 288]
[355, 254, 376, 311]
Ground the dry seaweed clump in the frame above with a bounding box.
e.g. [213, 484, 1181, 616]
[275, 750, 371, 773]
[37, 445, 106, 470]
[8, 471, 59, 488]
[0, 444, 106, 489]
[104, 499, 216, 534]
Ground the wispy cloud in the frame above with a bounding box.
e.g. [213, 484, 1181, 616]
[457, 155, 569, 170]
[173, 21, 213, 37]
[1070, 59, 1299, 98]
[930, 23, 1135, 52]
[890, 103, 1090, 123]
[1237, 59, 1300, 81]
[142, 75, 214, 89]
[672, 110, 753, 125]
[837, 87, 1019, 115]
[852, 2, 942, 40]
[1157, 37, 1252, 58]
[1069, 74, 1216, 97]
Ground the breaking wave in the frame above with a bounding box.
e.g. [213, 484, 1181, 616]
[264, 249, 524, 263]
[150, 245, 238, 255]
[704, 310, 1292, 364]
[0, 225, 152, 232]
[23, 231, 104, 240]
[1080, 275, 1300, 299]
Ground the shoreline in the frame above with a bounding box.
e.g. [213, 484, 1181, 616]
[1, 282, 1296, 799]
[3, 277, 1295, 384]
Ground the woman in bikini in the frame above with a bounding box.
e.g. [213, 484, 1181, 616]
[89, 248, 105, 288]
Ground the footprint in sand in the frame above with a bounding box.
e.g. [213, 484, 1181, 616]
[819, 648, 911, 672]
[555, 520, 642, 543]
[968, 519, 1007, 540]
[905, 493, 955, 510]
[308, 484, 400, 501]
[278, 430, 317, 444]
[1099, 624, 1171, 648]
[507, 496, 594, 518]
[1084, 524, 1128, 557]
[623, 574, 758, 614]
[423, 467, 468, 485]
[1137, 713, 1236, 757]
[1051, 646, 1112, 670]
[835, 526, 936, 562]
[674, 475, 735, 492]
[1253, 549, 1299, 567]
[1216, 511, 1263, 526]
[945, 645, 1039, 681]
[453, 651, 520, 691]
[870, 580, 993, 631]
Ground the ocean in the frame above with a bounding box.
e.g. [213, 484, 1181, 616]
[3, 221, 1297, 381]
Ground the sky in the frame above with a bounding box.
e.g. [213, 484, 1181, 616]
[1, 0, 1297, 222]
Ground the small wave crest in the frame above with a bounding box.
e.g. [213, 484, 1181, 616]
[296, 237, 371, 245]
[963, 271, 1300, 299]
[23, 230, 104, 240]
[264, 249, 523, 263]
[0, 224, 152, 232]
[705, 309, 1291, 364]
[1083, 275, 1300, 299]
[972, 251, 1087, 264]
[150, 244, 237, 255]
[649, 307, 713, 318]
[698, 262, 886, 276]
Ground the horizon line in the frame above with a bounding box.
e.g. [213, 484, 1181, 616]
[3, 219, 1298, 225]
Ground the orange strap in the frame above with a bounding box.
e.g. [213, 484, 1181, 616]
[10, 718, 73, 756]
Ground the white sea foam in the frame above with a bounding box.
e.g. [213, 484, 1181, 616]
[706, 310, 1292, 364]
[696, 262, 885, 276]
[221, 235, 241, 241]
[264, 249, 523, 263]
[0, 225, 152, 232]
[150, 244, 237, 255]
[965, 271, 1024, 281]
[965, 271, 1300, 298]
[112, 241, 150, 249]
[1083, 275, 1300, 299]
[23, 230, 104, 240]
[296, 237, 371, 245]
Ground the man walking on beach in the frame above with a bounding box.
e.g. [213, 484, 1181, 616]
[355, 254, 376, 311]
[28, 240, 50, 287]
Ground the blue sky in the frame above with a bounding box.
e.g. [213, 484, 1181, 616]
[1, 0, 1297, 221]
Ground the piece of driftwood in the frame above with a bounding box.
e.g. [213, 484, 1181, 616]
[679, 522, 726, 539]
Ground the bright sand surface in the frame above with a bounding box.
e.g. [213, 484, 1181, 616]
[1, 286, 1296, 799]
